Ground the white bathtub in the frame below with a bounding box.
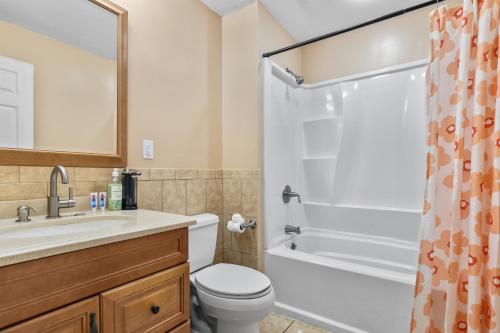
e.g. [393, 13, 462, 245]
[265, 228, 419, 333]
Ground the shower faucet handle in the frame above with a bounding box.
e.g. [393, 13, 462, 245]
[282, 185, 301, 204]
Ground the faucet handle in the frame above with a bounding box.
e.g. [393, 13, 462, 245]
[68, 186, 73, 200]
[16, 205, 39, 222]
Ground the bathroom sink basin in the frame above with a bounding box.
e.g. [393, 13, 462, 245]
[0, 214, 136, 253]
[0, 209, 196, 267]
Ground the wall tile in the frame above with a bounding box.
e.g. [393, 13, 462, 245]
[94, 182, 109, 193]
[0, 198, 47, 219]
[198, 169, 216, 179]
[223, 178, 241, 214]
[75, 168, 113, 182]
[222, 214, 232, 249]
[231, 230, 252, 254]
[222, 170, 235, 178]
[186, 179, 206, 215]
[0, 166, 19, 183]
[242, 254, 258, 270]
[206, 178, 222, 214]
[242, 177, 259, 217]
[162, 180, 187, 215]
[216, 214, 224, 248]
[0, 183, 47, 201]
[138, 180, 162, 211]
[20, 166, 75, 183]
[223, 249, 242, 265]
[73, 182, 95, 197]
[250, 226, 258, 256]
[215, 170, 224, 178]
[149, 168, 175, 180]
[66, 196, 91, 213]
[213, 247, 224, 264]
[175, 169, 198, 179]
[50, 182, 94, 197]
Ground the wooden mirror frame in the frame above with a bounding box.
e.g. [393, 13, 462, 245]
[0, 0, 127, 168]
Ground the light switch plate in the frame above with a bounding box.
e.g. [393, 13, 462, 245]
[143, 139, 154, 160]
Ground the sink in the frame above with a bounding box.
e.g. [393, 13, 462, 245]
[0, 215, 136, 252]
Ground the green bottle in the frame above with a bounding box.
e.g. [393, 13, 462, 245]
[107, 168, 122, 211]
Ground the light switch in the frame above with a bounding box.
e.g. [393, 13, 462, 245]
[143, 139, 154, 160]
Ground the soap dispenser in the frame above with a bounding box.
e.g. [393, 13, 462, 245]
[107, 168, 122, 211]
[122, 169, 142, 210]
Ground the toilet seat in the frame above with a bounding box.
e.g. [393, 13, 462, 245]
[194, 264, 272, 300]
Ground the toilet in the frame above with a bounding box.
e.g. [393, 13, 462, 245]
[189, 213, 275, 333]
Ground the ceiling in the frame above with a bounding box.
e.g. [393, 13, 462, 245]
[201, 0, 434, 43]
[200, 0, 255, 16]
[0, 0, 117, 59]
[260, 0, 431, 42]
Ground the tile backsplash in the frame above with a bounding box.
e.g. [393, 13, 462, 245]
[0, 166, 260, 270]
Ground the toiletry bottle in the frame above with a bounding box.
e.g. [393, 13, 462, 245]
[107, 168, 122, 211]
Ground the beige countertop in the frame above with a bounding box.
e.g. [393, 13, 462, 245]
[0, 209, 196, 267]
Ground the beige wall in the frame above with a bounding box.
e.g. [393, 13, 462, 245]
[301, 4, 463, 83]
[221, 2, 302, 170]
[221, 2, 259, 170]
[0, 20, 117, 154]
[114, 0, 222, 169]
[2, 0, 223, 168]
[258, 5, 302, 76]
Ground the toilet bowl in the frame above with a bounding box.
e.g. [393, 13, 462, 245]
[189, 214, 275, 333]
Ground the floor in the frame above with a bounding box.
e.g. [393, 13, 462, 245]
[259, 313, 332, 333]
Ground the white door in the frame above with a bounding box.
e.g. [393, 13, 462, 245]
[0, 54, 34, 149]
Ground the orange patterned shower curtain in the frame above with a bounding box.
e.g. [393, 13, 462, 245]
[411, 1, 499, 332]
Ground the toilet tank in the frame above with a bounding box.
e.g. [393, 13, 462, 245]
[189, 213, 219, 273]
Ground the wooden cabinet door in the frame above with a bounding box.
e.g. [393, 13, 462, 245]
[2, 297, 99, 333]
[101, 263, 189, 333]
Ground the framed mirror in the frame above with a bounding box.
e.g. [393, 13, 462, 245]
[0, 0, 127, 167]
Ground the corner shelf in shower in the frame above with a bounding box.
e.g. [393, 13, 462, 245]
[302, 156, 337, 160]
[303, 118, 342, 158]
[302, 115, 341, 123]
[302, 201, 333, 207]
[333, 203, 423, 214]
[302, 158, 337, 204]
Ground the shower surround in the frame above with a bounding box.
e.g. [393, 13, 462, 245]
[262, 59, 428, 333]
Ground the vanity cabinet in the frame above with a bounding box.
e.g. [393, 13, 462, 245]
[0, 228, 190, 333]
[101, 264, 189, 332]
[2, 297, 100, 333]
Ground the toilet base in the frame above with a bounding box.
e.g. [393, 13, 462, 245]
[217, 320, 259, 333]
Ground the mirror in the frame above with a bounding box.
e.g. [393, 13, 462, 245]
[0, 0, 127, 167]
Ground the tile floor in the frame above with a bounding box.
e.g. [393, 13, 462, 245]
[259, 313, 332, 333]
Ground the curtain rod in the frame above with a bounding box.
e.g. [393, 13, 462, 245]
[262, 0, 445, 58]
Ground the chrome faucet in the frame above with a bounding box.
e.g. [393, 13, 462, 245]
[285, 225, 301, 234]
[282, 185, 301, 203]
[47, 166, 75, 218]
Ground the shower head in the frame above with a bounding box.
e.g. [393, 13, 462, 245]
[286, 68, 304, 86]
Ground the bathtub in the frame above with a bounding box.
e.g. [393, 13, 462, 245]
[264, 228, 419, 333]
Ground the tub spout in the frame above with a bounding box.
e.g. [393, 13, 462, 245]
[285, 225, 301, 234]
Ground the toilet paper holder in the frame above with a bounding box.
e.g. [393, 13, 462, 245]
[241, 219, 257, 230]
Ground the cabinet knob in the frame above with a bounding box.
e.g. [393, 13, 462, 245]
[151, 305, 160, 314]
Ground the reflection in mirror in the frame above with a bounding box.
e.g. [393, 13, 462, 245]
[0, 0, 118, 154]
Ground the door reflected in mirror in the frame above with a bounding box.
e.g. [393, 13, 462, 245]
[0, 0, 118, 154]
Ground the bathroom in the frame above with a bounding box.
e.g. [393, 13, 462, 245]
[0, 0, 498, 332]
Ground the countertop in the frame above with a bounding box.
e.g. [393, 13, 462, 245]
[0, 209, 196, 267]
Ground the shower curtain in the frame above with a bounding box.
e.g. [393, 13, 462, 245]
[411, 1, 499, 333]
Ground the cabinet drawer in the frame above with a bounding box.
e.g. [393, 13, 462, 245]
[2, 297, 99, 333]
[170, 320, 190, 333]
[101, 263, 189, 333]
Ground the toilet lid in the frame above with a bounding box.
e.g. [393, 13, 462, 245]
[195, 263, 271, 297]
